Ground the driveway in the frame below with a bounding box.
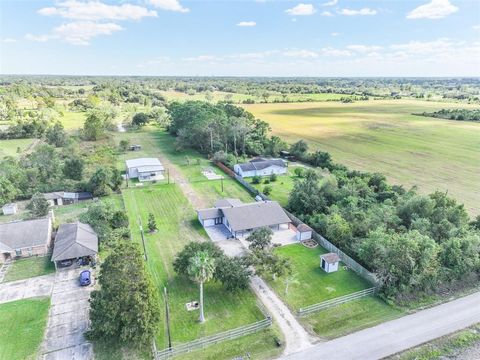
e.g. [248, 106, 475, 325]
[40, 267, 95, 360]
[205, 225, 246, 257]
[0, 273, 54, 304]
[282, 291, 480, 360]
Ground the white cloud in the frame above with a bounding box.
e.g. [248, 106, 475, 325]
[473, 25, 480, 30]
[237, 21, 256, 27]
[407, 0, 458, 19]
[346, 45, 383, 53]
[321, 11, 333, 17]
[2, 38, 17, 43]
[182, 55, 223, 62]
[285, 3, 316, 16]
[322, 0, 338, 6]
[38, 1, 157, 21]
[26, 21, 123, 45]
[282, 49, 318, 58]
[331, 32, 340, 36]
[321, 47, 352, 56]
[148, 0, 189, 13]
[339, 8, 377, 16]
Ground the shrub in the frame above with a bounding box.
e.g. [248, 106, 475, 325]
[263, 185, 272, 195]
[293, 167, 305, 178]
[252, 175, 261, 184]
[270, 173, 278, 182]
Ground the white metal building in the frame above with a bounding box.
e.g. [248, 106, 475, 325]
[234, 158, 287, 178]
[2, 203, 17, 216]
[320, 253, 340, 273]
[126, 158, 164, 181]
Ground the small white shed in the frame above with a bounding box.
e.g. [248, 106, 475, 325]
[2, 203, 18, 215]
[320, 253, 340, 273]
[296, 223, 313, 241]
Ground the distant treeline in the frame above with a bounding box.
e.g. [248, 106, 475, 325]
[415, 109, 480, 122]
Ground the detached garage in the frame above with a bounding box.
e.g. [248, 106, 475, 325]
[51, 222, 98, 269]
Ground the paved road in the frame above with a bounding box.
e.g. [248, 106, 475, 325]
[40, 268, 94, 360]
[0, 273, 54, 304]
[283, 292, 480, 360]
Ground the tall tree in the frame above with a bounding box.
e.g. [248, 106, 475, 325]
[187, 251, 216, 323]
[88, 242, 160, 346]
[27, 193, 50, 218]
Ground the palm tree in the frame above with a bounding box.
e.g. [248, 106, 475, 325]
[188, 251, 216, 323]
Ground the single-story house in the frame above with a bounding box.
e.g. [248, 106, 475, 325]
[0, 217, 53, 263]
[43, 192, 93, 206]
[320, 253, 340, 273]
[296, 223, 313, 241]
[197, 198, 291, 238]
[2, 203, 18, 216]
[51, 222, 98, 269]
[126, 158, 164, 181]
[233, 158, 287, 178]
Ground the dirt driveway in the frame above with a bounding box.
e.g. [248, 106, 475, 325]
[40, 267, 95, 360]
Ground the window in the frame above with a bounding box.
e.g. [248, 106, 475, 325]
[15, 249, 22, 257]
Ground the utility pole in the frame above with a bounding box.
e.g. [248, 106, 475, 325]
[167, 168, 170, 184]
[221, 176, 224, 193]
[164, 287, 172, 350]
[140, 225, 147, 261]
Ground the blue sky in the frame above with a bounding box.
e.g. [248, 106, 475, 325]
[1, 0, 479, 76]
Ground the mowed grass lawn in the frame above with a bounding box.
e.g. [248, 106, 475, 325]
[3, 257, 55, 283]
[267, 244, 402, 339]
[0, 138, 37, 159]
[0, 298, 50, 360]
[243, 99, 480, 215]
[122, 185, 267, 347]
[268, 244, 373, 310]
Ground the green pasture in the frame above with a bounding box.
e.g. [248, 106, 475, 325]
[243, 99, 480, 215]
[0, 138, 37, 159]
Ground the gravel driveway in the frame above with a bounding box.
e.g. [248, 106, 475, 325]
[40, 267, 95, 360]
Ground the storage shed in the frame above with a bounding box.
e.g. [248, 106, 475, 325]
[296, 223, 313, 241]
[320, 253, 340, 273]
[2, 203, 17, 215]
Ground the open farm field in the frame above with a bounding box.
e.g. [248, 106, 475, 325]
[243, 99, 480, 215]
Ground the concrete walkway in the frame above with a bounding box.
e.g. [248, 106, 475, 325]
[0, 273, 55, 304]
[0, 260, 12, 283]
[282, 291, 480, 360]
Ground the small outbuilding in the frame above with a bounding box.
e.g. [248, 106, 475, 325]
[51, 222, 98, 269]
[2, 203, 18, 216]
[296, 223, 313, 241]
[320, 253, 340, 273]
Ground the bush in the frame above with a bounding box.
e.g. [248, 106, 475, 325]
[263, 185, 272, 195]
[263, 179, 270, 184]
[252, 175, 261, 184]
[270, 173, 278, 182]
[293, 167, 305, 178]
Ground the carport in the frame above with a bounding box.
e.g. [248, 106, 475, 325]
[51, 222, 98, 269]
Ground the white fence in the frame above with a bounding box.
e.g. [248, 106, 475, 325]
[154, 318, 272, 359]
[297, 287, 376, 317]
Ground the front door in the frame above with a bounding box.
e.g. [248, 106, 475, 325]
[214, 217, 222, 225]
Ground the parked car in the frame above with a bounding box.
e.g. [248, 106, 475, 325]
[79, 270, 91, 286]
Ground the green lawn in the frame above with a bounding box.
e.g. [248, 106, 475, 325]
[3, 256, 55, 283]
[59, 110, 86, 130]
[0, 138, 37, 159]
[0, 298, 50, 360]
[267, 244, 373, 310]
[243, 99, 480, 216]
[301, 296, 403, 339]
[122, 185, 267, 348]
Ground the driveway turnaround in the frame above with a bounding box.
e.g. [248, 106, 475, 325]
[0, 273, 54, 304]
[282, 291, 480, 360]
[40, 268, 94, 360]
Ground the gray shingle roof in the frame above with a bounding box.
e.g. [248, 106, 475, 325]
[221, 201, 291, 232]
[51, 222, 98, 261]
[297, 223, 313, 232]
[214, 198, 244, 208]
[197, 208, 222, 220]
[0, 218, 51, 251]
[238, 159, 286, 172]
